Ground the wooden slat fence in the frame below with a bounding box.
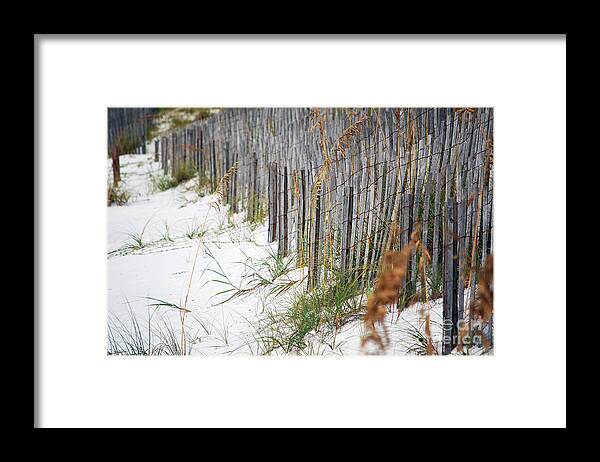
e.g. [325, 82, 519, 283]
[107, 108, 158, 155]
[156, 107, 494, 354]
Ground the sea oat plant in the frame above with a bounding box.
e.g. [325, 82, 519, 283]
[361, 227, 420, 353]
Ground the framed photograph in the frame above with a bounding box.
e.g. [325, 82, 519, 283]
[35, 34, 566, 428]
[106, 106, 494, 357]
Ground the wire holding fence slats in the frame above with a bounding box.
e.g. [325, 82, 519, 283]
[155, 107, 494, 354]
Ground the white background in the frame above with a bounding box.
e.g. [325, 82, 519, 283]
[36, 35, 566, 428]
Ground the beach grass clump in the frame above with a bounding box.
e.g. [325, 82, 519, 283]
[150, 174, 179, 192]
[151, 163, 198, 192]
[258, 268, 363, 354]
[107, 183, 131, 206]
[173, 162, 197, 184]
[107, 299, 195, 356]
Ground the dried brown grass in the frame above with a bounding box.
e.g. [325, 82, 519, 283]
[334, 113, 369, 159]
[308, 108, 330, 204]
[308, 108, 337, 280]
[467, 138, 494, 288]
[361, 227, 420, 352]
[470, 255, 494, 324]
[455, 107, 477, 117]
[214, 161, 239, 205]
[458, 254, 493, 353]
[309, 108, 329, 160]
